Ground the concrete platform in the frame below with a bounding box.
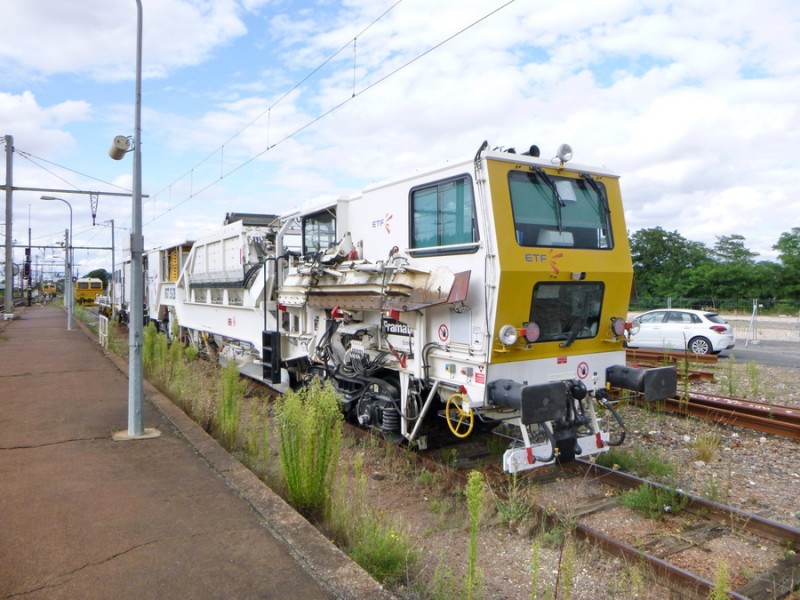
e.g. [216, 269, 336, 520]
[0, 305, 393, 599]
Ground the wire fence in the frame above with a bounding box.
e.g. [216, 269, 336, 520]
[630, 297, 800, 317]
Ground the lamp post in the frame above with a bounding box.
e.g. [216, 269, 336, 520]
[109, 0, 158, 440]
[40, 196, 73, 330]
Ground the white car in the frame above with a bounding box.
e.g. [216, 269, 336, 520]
[627, 309, 736, 355]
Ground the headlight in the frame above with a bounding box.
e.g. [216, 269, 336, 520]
[611, 317, 626, 336]
[628, 320, 640, 335]
[523, 321, 540, 343]
[498, 324, 518, 346]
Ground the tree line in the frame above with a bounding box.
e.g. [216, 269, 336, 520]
[629, 227, 800, 314]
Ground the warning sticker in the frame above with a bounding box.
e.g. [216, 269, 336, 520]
[576, 361, 590, 379]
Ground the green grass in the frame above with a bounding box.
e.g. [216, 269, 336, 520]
[494, 471, 533, 526]
[619, 482, 689, 519]
[465, 470, 485, 600]
[327, 453, 419, 589]
[595, 447, 677, 479]
[218, 360, 244, 449]
[275, 377, 343, 521]
[692, 431, 722, 463]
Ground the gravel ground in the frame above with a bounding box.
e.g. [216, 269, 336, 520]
[360, 324, 800, 599]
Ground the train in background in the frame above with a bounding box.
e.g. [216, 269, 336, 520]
[40, 282, 57, 298]
[113, 141, 677, 473]
[74, 277, 104, 306]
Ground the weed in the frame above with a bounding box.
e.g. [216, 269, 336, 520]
[595, 447, 677, 480]
[428, 497, 452, 514]
[416, 469, 435, 486]
[429, 559, 462, 600]
[720, 356, 739, 397]
[184, 344, 199, 362]
[555, 533, 576, 600]
[465, 470, 485, 600]
[105, 318, 124, 355]
[620, 482, 689, 519]
[746, 361, 761, 398]
[441, 448, 458, 469]
[218, 361, 244, 449]
[533, 513, 569, 548]
[693, 430, 722, 463]
[707, 560, 730, 600]
[530, 538, 542, 600]
[327, 453, 418, 589]
[702, 474, 721, 502]
[607, 564, 646, 597]
[348, 519, 415, 588]
[275, 377, 343, 521]
[486, 433, 509, 458]
[495, 471, 533, 526]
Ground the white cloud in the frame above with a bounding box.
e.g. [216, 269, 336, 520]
[2, 0, 800, 269]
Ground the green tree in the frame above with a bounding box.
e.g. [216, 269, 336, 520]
[630, 227, 710, 297]
[711, 234, 757, 264]
[773, 228, 800, 299]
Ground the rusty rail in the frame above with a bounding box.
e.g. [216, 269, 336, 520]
[634, 393, 800, 440]
[575, 460, 800, 599]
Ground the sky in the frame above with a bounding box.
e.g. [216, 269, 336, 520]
[1, 0, 799, 281]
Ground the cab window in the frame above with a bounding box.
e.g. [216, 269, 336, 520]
[509, 170, 613, 249]
[409, 175, 478, 255]
[529, 282, 604, 343]
[302, 208, 336, 257]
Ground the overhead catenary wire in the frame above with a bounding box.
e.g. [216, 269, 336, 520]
[6, 1, 518, 257]
[144, 0, 518, 226]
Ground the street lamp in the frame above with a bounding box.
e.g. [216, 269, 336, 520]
[40, 195, 73, 330]
[108, 0, 158, 440]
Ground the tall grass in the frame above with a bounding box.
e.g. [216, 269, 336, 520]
[326, 452, 418, 588]
[275, 377, 343, 521]
[218, 361, 244, 449]
[465, 470, 485, 600]
[707, 561, 730, 599]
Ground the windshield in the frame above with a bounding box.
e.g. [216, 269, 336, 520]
[529, 282, 604, 344]
[508, 170, 612, 249]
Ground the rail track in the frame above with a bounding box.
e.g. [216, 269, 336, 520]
[565, 460, 800, 599]
[623, 347, 800, 439]
[635, 392, 800, 440]
[411, 429, 800, 599]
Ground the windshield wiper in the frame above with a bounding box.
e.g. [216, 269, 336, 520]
[559, 313, 586, 348]
[559, 291, 593, 348]
[580, 172, 609, 215]
[531, 167, 565, 232]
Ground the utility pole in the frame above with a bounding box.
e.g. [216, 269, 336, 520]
[111, 0, 159, 441]
[4, 135, 13, 319]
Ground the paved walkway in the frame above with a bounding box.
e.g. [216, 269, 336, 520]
[0, 305, 392, 599]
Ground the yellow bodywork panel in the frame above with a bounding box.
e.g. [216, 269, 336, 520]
[484, 158, 632, 363]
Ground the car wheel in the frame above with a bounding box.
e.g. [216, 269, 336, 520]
[688, 336, 711, 355]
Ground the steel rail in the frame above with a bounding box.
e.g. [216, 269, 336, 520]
[574, 460, 800, 599]
[635, 393, 800, 440]
[576, 460, 800, 548]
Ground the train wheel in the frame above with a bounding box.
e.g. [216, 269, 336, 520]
[445, 393, 474, 439]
